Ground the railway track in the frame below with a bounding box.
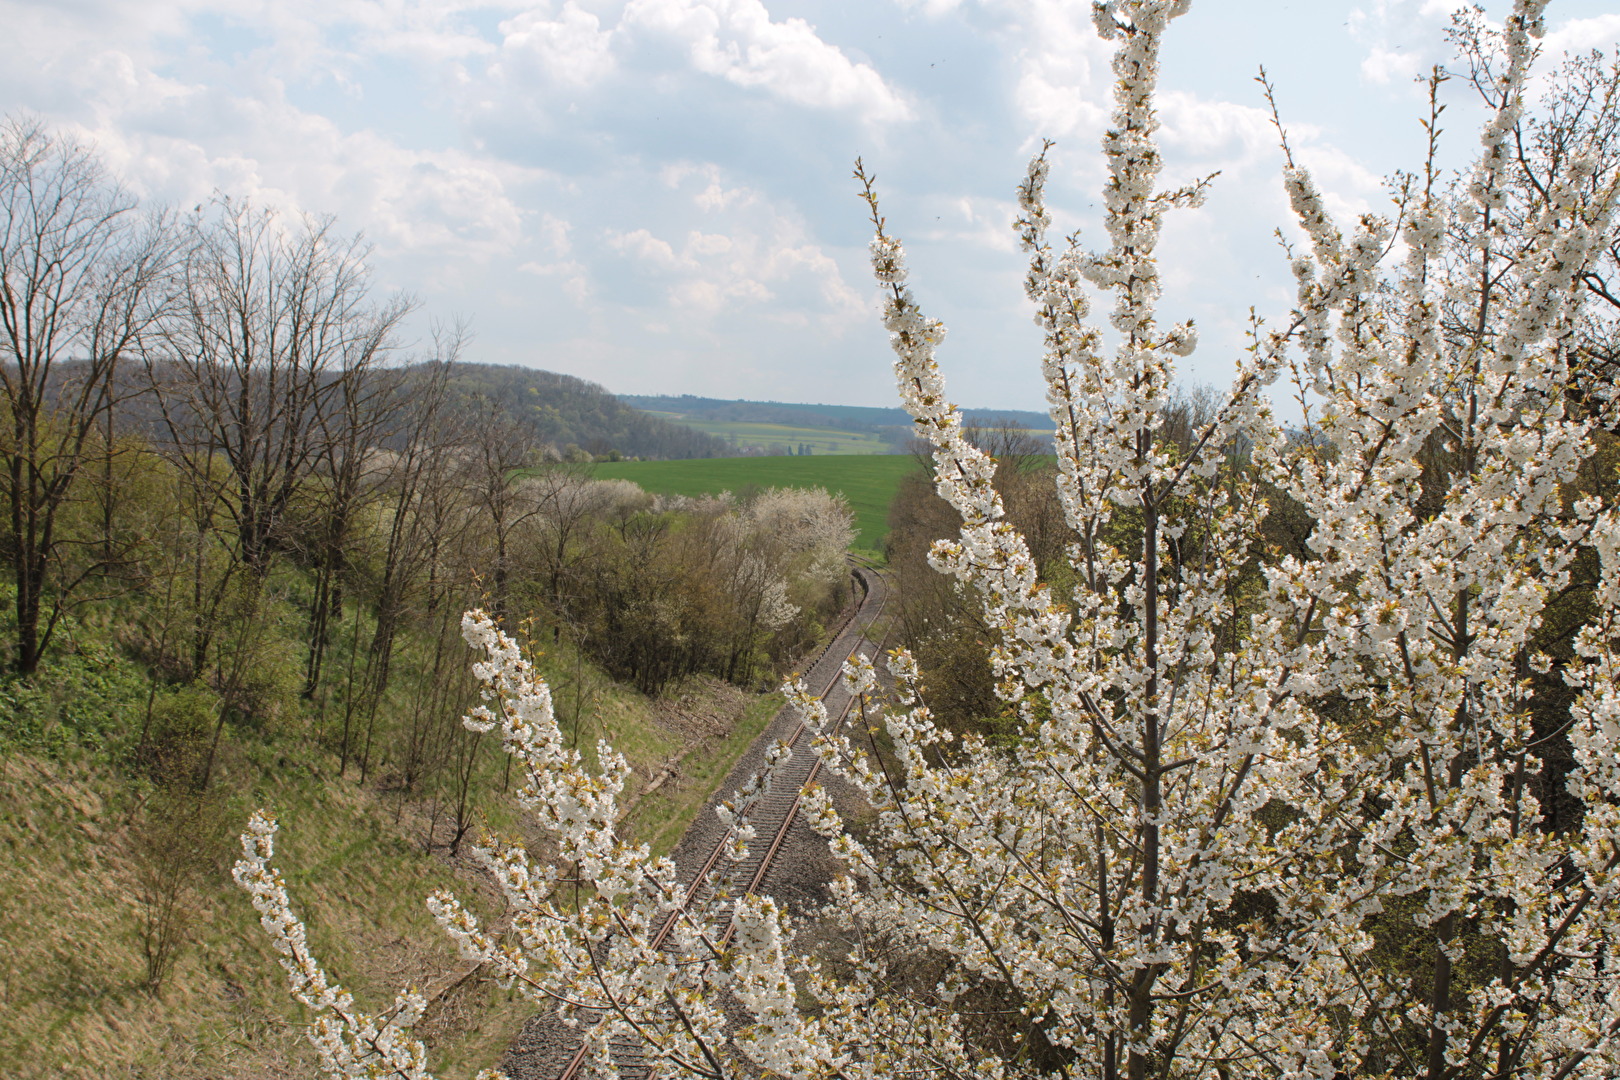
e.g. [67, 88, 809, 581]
[508, 562, 890, 1080]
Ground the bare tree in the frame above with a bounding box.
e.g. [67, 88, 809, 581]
[461, 402, 538, 627]
[299, 307, 420, 698]
[521, 460, 601, 616]
[345, 344, 465, 780]
[145, 198, 410, 578]
[131, 684, 225, 995]
[0, 116, 172, 673]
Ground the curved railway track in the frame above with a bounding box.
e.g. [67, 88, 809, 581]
[504, 562, 890, 1080]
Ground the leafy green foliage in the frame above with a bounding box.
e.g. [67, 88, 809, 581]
[0, 591, 151, 758]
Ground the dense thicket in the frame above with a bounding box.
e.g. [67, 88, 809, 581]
[884, 422, 1068, 734]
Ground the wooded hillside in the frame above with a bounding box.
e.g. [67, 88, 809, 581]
[429, 365, 731, 461]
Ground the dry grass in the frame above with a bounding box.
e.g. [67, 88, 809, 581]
[625, 678, 782, 858]
[0, 657, 775, 1077]
[0, 748, 536, 1079]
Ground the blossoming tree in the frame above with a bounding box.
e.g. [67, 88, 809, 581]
[235, 1, 1620, 1076]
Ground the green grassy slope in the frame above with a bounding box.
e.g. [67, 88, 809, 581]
[0, 586, 773, 1080]
[592, 454, 923, 553]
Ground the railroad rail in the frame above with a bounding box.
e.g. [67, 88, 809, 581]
[536, 563, 889, 1080]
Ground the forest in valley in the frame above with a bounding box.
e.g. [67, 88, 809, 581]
[0, 116, 859, 1078]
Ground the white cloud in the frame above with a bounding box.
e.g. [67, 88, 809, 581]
[1, 0, 537, 262]
[497, 2, 616, 89]
[893, 0, 966, 14]
[518, 257, 591, 304]
[605, 180, 865, 329]
[909, 194, 1021, 254]
[687, 230, 733, 255]
[73, 74, 530, 259]
[538, 212, 572, 257]
[1158, 93, 1280, 162]
[660, 161, 758, 212]
[623, 0, 913, 123]
[1543, 13, 1620, 57]
[695, 178, 750, 211]
[998, 0, 1111, 139]
[1360, 45, 1427, 86]
[671, 274, 771, 313]
[764, 241, 866, 324]
[1347, 0, 1467, 86]
[610, 226, 687, 270]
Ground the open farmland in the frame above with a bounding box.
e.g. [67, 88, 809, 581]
[627, 395, 1055, 457]
[591, 454, 922, 554]
[640, 413, 892, 455]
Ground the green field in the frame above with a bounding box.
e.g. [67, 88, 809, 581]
[643, 412, 891, 455]
[593, 454, 923, 553]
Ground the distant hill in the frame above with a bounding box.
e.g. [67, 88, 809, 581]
[90, 360, 729, 462]
[422, 365, 731, 460]
[621, 394, 1051, 454]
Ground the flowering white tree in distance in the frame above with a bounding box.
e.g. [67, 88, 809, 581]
[235, 0, 1620, 1076]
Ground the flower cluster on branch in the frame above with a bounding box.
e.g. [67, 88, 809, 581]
[238, 1, 1620, 1077]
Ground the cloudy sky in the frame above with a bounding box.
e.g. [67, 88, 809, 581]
[5, 0, 1618, 413]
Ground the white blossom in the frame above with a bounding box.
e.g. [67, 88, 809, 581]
[238, 2, 1620, 1076]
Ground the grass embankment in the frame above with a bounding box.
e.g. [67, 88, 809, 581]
[593, 454, 922, 556]
[0, 593, 775, 1079]
[627, 690, 782, 857]
[0, 745, 534, 1080]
